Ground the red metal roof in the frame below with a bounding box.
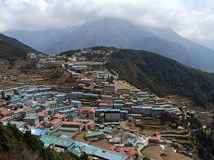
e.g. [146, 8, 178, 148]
[78, 108, 95, 113]
[106, 145, 116, 151]
[23, 105, 31, 110]
[98, 100, 113, 103]
[149, 133, 161, 141]
[127, 148, 137, 156]
[54, 113, 67, 119]
[38, 110, 47, 117]
[106, 146, 137, 157]
[0, 116, 9, 121]
[50, 118, 61, 125]
[1, 110, 14, 116]
[115, 147, 128, 152]
[99, 102, 113, 107]
[154, 97, 165, 101]
[85, 121, 95, 126]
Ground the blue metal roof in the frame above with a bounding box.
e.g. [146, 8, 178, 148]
[30, 128, 49, 136]
[58, 108, 77, 113]
[95, 108, 121, 112]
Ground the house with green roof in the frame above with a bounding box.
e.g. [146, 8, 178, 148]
[103, 127, 112, 134]
[40, 135, 74, 149]
[41, 100, 57, 111]
[23, 113, 39, 126]
[22, 108, 36, 117]
[10, 97, 21, 104]
[84, 132, 105, 140]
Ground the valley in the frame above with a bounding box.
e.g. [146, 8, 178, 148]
[1, 46, 214, 160]
[1, 0, 214, 159]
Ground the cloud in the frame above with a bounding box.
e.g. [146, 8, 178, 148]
[0, 0, 214, 43]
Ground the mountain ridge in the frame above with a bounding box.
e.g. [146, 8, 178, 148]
[0, 33, 42, 55]
[3, 18, 214, 72]
[106, 48, 214, 106]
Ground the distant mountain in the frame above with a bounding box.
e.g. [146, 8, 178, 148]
[3, 28, 76, 54]
[3, 18, 214, 72]
[107, 49, 214, 106]
[201, 40, 214, 51]
[0, 33, 42, 61]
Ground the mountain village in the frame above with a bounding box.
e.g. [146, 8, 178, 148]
[0, 47, 210, 160]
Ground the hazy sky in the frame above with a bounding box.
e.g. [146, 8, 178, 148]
[0, 0, 214, 43]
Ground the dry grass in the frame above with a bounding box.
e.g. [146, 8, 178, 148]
[73, 132, 89, 144]
[89, 139, 111, 149]
[60, 131, 79, 138]
[142, 145, 192, 160]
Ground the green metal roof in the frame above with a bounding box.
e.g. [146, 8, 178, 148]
[48, 132, 61, 137]
[132, 100, 137, 103]
[152, 107, 165, 111]
[40, 135, 74, 148]
[103, 127, 112, 133]
[69, 112, 78, 118]
[85, 132, 104, 138]
[50, 106, 71, 111]
[137, 98, 144, 102]
[114, 103, 124, 107]
[42, 101, 57, 107]
[23, 108, 35, 113]
[24, 113, 38, 120]
[113, 100, 123, 103]
[10, 97, 21, 102]
[142, 106, 152, 109]
[125, 102, 133, 105]
[59, 127, 79, 132]
[131, 106, 142, 109]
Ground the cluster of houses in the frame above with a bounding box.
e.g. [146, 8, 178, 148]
[0, 49, 185, 159]
[0, 81, 182, 159]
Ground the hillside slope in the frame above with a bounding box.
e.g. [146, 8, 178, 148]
[0, 40, 27, 61]
[0, 123, 77, 160]
[3, 29, 74, 54]
[106, 49, 214, 106]
[0, 33, 42, 55]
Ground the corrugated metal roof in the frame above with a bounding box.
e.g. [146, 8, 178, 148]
[85, 132, 104, 138]
[40, 135, 74, 148]
[59, 127, 79, 132]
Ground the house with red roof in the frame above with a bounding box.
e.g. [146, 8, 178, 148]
[97, 99, 113, 108]
[106, 146, 137, 158]
[103, 84, 116, 94]
[59, 121, 83, 132]
[38, 110, 48, 122]
[0, 116, 10, 122]
[48, 118, 62, 129]
[53, 113, 67, 121]
[149, 133, 161, 143]
[154, 97, 166, 105]
[0, 109, 14, 120]
[23, 105, 32, 110]
[78, 108, 95, 119]
[62, 121, 83, 128]
[84, 120, 95, 130]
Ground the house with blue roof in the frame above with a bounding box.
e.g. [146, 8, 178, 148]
[30, 128, 49, 137]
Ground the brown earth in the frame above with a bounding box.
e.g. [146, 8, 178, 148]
[142, 145, 192, 160]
